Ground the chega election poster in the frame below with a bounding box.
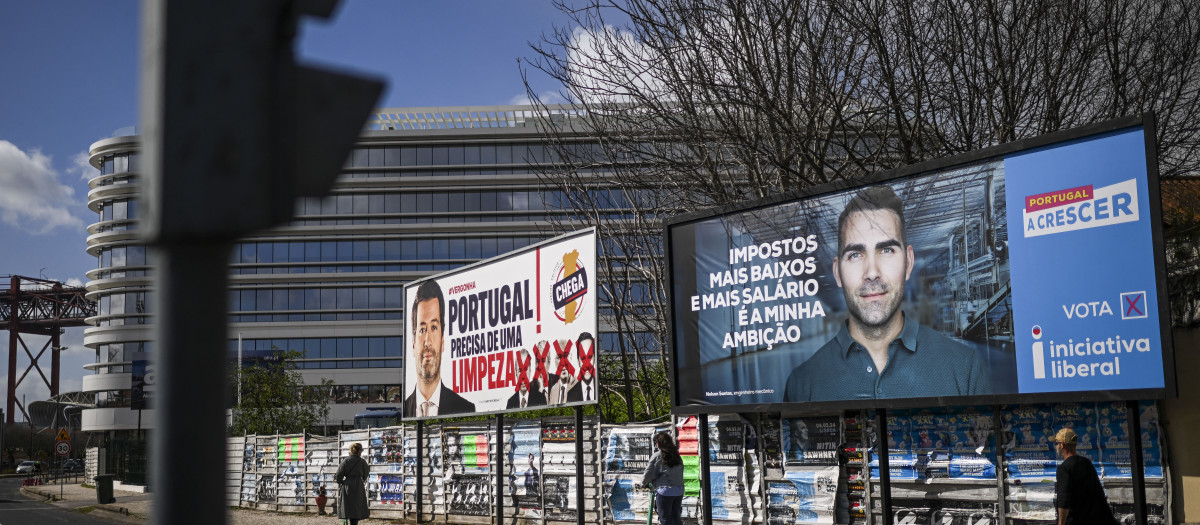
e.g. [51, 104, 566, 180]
[404, 229, 598, 419]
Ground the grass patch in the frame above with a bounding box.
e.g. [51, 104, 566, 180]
[81, 483, 94, 489]
[76, 506, 96, 514]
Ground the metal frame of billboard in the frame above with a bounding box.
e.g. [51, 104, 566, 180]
[665, 114, 1176, 416]
[402, 227, 599, 422]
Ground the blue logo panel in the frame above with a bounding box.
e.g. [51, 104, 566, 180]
[1005, 128, 1164, 393]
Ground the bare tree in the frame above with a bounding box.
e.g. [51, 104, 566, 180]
[522, 0, 1200, 419]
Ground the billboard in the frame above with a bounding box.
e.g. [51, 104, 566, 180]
[667, 116, 1174, 412]
[403, 229, 598, 420]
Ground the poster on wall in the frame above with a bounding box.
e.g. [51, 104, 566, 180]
[761, 415, 784, 472]
[1003, 405, 1057, 480]
[910, 409, 952, 480]
[1052, 402, 1100, 465]
[444, 427, 490, 476]
[379, 475, 403, 505]
[667, 118, 1171, 412]
[541, 421, 578, 474]
[543, 475, 577, 521]
[709, 418, 746, 466]
[947, 407, 996, 479]
[869, 412, 917, 480]
[446, 474, 491, 516]
[1098, 400, 1163, 478]
[404, 229, 598, 420]
[603, 426, 656, 474]
[706, 416, 749, 522]
[677, 416, 701, 497]
[766, 468, 839, 525]
[509, 422, 543, 518]
[603, 426, 658, 522]
[782, 416, 839, 467]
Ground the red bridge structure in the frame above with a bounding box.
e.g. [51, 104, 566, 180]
[1, 275, 95, 423]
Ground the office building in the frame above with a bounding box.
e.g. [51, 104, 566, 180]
[82, 105, 636, 483]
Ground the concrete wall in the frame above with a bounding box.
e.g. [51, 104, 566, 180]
[1162, 327, 1200, 524]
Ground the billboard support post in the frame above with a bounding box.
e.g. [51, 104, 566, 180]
[575, 406, 585, 525]
[992, 406, 1008, 525]
[415, 420, 423, 523]
[877, 409, 893, 525]
[1128, 400, 1147, 525]
[698, 413, 713, 525]
[495, 413, 505, 525]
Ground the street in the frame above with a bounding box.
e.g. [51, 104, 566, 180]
[0, 477, 116, 525]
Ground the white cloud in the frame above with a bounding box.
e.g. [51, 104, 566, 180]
[565, 25, 671, 104]
[509, 91, 569, 106]
[0, 141, 84, 234]
[69, 150, 95, 181]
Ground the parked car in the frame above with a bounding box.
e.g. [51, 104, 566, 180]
[62, 459, 82, 472]
[16, 461, 37, 474]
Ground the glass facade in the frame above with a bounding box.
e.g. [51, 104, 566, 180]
[82, 107, 649, 437]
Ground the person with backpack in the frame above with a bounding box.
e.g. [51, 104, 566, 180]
[642, 431, 685, 525]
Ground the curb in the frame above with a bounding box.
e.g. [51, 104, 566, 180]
[20, 486, 147, 524]
[20, 486, 59, 502]
[92, 503, 148, 524]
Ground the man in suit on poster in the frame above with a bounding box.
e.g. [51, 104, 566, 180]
[570, 332, 598, 402]
[405, 279, 476, 417]
[548, 367, 581, 405]
[508, 349, 548, 409]
[547, 337, 583, 405]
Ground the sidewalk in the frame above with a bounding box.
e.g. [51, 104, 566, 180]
[19, 482, 397, 524]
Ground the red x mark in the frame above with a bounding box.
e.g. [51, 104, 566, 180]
[514, 351, 532, 393]
[576, 337, 595, 381]
[553, 339, 576, 377]
[531, 341, 551, 388]
[1125, 294, 1144, 316]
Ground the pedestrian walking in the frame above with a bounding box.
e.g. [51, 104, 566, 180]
[642, 431, 685, 525]
[1052, 428, 1117, 525]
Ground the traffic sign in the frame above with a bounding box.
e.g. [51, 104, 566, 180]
[56, 441, 70, 456]
[56, 428, 70, 442]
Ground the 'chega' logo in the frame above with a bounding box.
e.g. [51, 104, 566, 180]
[1023, 179, 1139, 237]
[551, 249, 588, 324]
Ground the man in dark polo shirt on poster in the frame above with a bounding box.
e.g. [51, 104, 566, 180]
[784, 186, 992, 401]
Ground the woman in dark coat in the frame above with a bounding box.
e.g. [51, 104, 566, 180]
[336, 442, 370, 524]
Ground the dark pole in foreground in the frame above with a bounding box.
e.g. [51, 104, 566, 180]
[496, 413, 505, 525]
[1127, 400, 1147, 525]
[150, 244, 232, 524]
[698, 414, 712, 525]
[141, 1, 381, 523]
[415, 421, 424, 523]
[575, 406, 585, 525]
[877, 408, 893, 525]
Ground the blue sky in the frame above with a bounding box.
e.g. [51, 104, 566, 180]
[0, 1, 578, 415]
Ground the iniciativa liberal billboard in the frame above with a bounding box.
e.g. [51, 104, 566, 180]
[404, 228, 598, 420]
[666, 115, 1176, 412]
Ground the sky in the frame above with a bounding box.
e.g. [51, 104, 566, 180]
[0, 1, 582, 419]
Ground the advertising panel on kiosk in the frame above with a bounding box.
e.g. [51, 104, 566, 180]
[404, 228, 599, 420]
[666, 115, 1175, 413]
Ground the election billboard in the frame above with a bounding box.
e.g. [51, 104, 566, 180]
[404, 228, 598, 420]
[667, 115, 1174, 412]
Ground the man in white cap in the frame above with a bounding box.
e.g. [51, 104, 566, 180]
[1051, 428, 1117, 525]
